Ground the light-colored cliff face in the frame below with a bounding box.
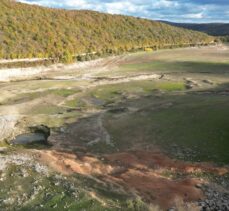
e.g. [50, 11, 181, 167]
[0, 58, 47, 64]
[0, 57, 109, 82]
[0, 115, 17, 141]
[0, 66, 51, 82]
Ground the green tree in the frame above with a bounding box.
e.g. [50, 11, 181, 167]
[61, 50, 74, 63]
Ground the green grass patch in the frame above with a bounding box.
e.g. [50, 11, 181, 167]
[49, 89, 78, 97]
[156, 82, 185, 91]
[27, 110, 81, 128]
[0, 164, 113, 211]
[65, 99, 86, 108]
[90, 81, 185, 103]
[1, 88, 79, 106]
[0, 163, 152, 211]
[27, 105, 65, 115]
[104, 94, 229, 164]
[118, 60, 229, 75]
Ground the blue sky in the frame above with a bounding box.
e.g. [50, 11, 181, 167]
[17, 0, 229, 23]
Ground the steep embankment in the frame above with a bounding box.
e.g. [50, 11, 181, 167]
[0, 0, 213, 60]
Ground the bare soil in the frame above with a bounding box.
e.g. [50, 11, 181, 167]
[37, 147, 228, 209]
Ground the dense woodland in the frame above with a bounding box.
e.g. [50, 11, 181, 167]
[0, 0, 214, 62]
[162, 21, 229, 37]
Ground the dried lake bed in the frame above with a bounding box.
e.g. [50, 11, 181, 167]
[0, 46, 229, 210]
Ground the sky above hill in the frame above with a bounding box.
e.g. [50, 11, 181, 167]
[17, 0, 229, 23]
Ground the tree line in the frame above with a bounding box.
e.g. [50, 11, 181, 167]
[0, 0, 214, 63]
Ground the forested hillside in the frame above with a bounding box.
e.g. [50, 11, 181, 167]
[162, 21, 229, 36]
[0, 0, 213, 61]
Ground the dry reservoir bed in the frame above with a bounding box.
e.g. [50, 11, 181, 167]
[0, 45, 229, 211]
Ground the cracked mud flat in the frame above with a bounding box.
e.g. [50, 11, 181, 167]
[0, 45, 229, 210]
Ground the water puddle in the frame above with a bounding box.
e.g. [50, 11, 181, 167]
[12, 133, 48, 145]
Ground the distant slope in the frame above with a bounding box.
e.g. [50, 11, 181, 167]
[0, 0, 213, 60]
[161, 21, 229, 36]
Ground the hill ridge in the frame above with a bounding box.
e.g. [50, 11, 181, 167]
[0, 0, 213, 61]
[160, 21, 229, 36]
